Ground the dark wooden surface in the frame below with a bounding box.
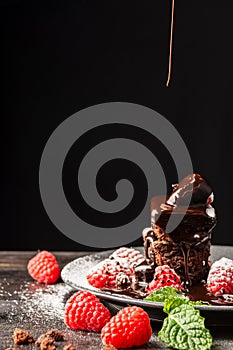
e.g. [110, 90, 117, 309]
[0, 251, 233, 350]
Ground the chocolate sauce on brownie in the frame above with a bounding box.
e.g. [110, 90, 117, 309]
[155, 174, 216, 244]
[147, 174, 217, 290]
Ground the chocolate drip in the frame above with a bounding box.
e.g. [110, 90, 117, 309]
[166, 173, 213, 207]
[147, 173, 217, 286]
[99, 278, 233, 306]
[180, 243, 191, 290]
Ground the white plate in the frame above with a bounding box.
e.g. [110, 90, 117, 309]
[61, 245, 233, 326]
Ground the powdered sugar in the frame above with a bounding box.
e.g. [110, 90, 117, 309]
[0, 278, 73, 327]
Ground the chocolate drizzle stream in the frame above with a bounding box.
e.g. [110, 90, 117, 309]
[166, 0, 175, 86]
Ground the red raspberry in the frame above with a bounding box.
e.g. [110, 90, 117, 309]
[86, 258, 132, 289]
[206, 257, 233, 296]
[86, 247, 146, 289]
[109, 247, 146, 268]
[101, 306, 152, 348]
[146, 264, 183, 294]
[27, 250, 60, 284]
[64, 290, 111, 332]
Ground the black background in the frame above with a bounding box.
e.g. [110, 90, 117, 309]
[2, 0, 233, 250]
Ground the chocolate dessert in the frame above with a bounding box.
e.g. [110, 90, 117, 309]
[143, 174, 217, 289]
[86, 174, 233, 305]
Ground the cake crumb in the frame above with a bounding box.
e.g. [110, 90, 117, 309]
[40, 338, 56, 350]
[101, 345, 117, 350]
[43, 329, 64, 341]
[35, 329, 64, 346]
[63, 344, 76, 350]
[13, 328, 34, 344]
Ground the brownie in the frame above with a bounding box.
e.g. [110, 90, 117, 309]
[144, 174, 217, 287]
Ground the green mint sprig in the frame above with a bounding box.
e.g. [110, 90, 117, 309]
[144, 287, 212, 349]
[144, 286, 210, 306]
[159, 298, 213, 350]
[144, 286, 185, 302]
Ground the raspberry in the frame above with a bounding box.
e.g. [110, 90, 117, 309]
[27, 250, 60, 284]
[64, 290, 111, 332]
[86, 258, 132, 289]
[146, 264, 183, 294]
[109, 247, 146, 268]
[86, 247, 146, 289]
[101, 306, 152, 348]
[206, 257, 233, 296]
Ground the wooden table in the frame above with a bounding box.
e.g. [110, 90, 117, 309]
[0, 251, 233, 350]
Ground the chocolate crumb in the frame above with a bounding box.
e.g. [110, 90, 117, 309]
[40, 338, 56, 350]
[36, 329, 64, 345]
[13, 328, 34, 345]
[45, 329, 64, 341]
[63, 344, 76, 350]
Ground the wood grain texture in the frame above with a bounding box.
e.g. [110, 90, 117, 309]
[0, 251, 233, 350]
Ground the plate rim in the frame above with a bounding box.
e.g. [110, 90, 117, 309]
[61, 245, 233, 312]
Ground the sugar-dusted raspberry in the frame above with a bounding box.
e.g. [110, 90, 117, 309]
[101, 306, 152, 348]
[206, 257, 233, 296]
[64, 290, 111, 332]
[86, 247, 146, 289]
[86, 258, 132, 289]
[146, 264, 183, 294]
[109, 247, 146, 268]
[27, 250, 60, 284]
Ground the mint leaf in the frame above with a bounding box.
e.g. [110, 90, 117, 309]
[163, 296, 189, 314]
[144, 286, 210, 307]
[159, 301, 213, 350]
[144, 286, 212, 348]
[189, 300, 210, 306]
[144, 286, 184, 302]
